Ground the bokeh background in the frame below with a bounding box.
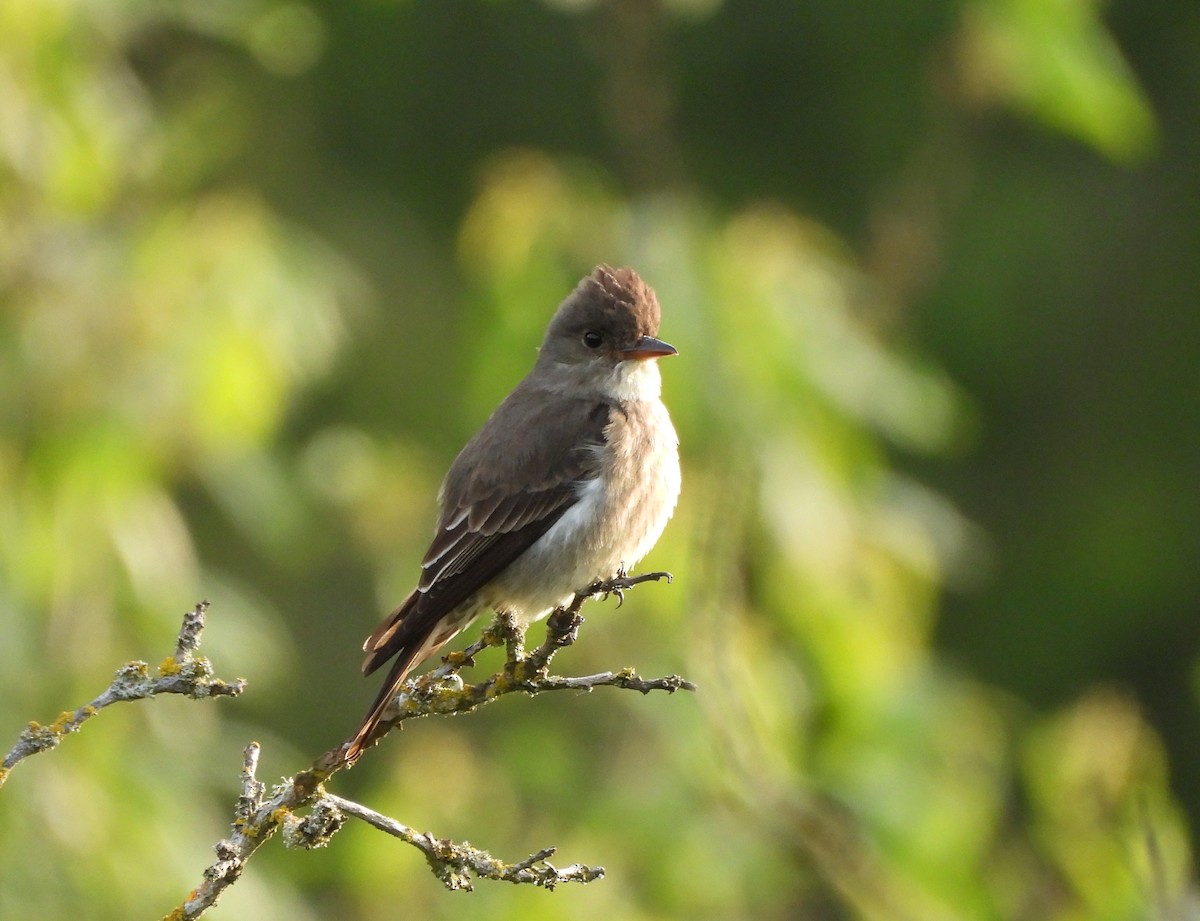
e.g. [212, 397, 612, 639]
[2, 0, 1198, 918]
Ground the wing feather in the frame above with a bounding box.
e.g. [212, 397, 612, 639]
[345, 394, 613, 762]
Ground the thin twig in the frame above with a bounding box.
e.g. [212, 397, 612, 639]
[323, 793, 604, 890]
[516, 669, 695, 694]
[0, 602, 245, 788]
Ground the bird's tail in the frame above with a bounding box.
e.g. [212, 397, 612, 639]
[343, 593, 472, 764]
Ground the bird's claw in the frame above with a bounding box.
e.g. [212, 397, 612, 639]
[588, 568, 673, 606]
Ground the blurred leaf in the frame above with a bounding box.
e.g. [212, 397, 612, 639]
[958, 0, 1158, 160]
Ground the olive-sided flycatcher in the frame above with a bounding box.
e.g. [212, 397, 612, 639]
[345, 265, 680, 762]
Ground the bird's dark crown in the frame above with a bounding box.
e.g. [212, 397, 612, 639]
[545, 265, 661, 348]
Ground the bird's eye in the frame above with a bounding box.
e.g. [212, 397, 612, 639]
[582, 331, 603, 349]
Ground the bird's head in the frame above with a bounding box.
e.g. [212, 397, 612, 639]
[538, 265, 676, 399]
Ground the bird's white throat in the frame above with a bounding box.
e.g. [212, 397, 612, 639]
[604, 358, 663, 403]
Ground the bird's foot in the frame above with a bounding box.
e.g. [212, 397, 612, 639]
[588, 569, 673, 607]
[546, 605, 585, 647]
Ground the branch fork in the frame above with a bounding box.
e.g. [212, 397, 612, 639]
[358, 570, 689, 746]
[0, 602, 245, 787]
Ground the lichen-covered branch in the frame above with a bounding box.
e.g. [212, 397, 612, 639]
[165, 735, 608, 921]
[354, 570, 694, 746]
[163, 742, 302, 921]
[7, 577, 690, 917]
[0, 601, 245, 788]
[323, 793, 604, 890]
[168, 572, 691, 917]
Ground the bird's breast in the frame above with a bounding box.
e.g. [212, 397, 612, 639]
[488, 398, 680, 623]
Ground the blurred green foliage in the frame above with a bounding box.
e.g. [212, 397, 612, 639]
[2, 1, 1197, 919]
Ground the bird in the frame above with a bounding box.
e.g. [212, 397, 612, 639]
[343, 265, 680, 763]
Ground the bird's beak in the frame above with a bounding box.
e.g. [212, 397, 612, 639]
[621, 335, 678, 360]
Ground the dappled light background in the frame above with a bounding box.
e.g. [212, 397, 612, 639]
[2, 1, 1198, 919]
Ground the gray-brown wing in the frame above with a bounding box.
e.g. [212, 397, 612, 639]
[417, 395, 611, 593]
[346, 398, 612, 763]
[361, 396, 611, 677]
